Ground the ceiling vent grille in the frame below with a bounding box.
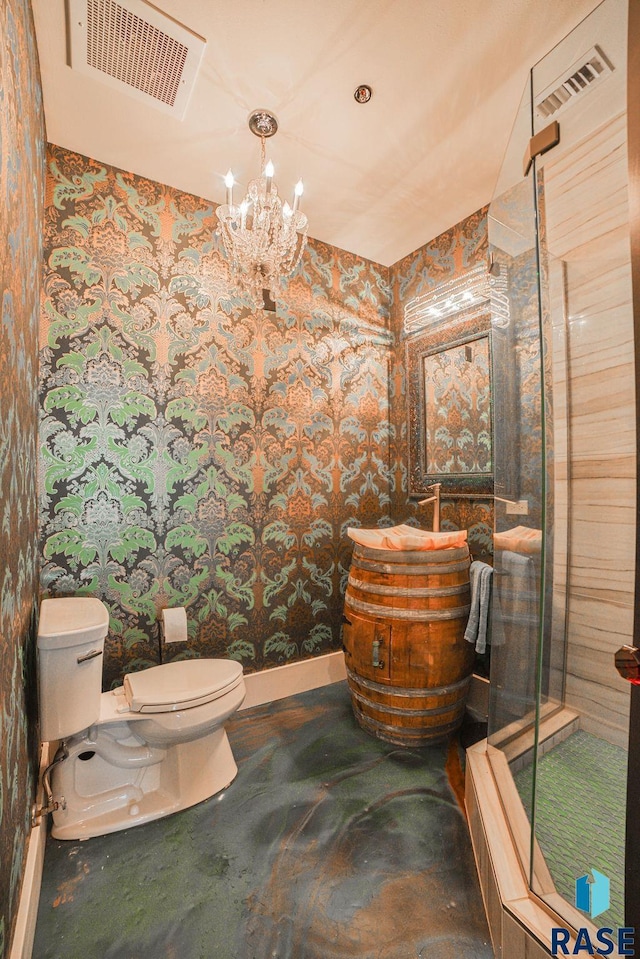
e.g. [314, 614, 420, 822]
[535, 46, 614, 120]
[67, 0, 206, 118]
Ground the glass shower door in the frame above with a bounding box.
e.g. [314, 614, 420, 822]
[487, 74, 551, 895]
[487, 0, 635, 934]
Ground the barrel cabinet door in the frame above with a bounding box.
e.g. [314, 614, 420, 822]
[342, 613, 391, 682]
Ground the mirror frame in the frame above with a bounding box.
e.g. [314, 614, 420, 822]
[406, 310, 494, 498]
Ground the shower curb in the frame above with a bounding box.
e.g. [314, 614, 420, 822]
[466, 738, 601, 957]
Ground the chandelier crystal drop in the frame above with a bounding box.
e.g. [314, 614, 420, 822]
[216, 109, 308, 305]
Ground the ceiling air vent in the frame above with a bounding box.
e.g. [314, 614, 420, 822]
[534, 45, 614, 121]
[67, 0, 206, 118]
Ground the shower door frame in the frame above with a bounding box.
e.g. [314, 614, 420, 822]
[525, 0, 640, 928]
[626, 0, 640, 932]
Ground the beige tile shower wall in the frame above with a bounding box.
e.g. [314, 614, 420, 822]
[544, 112, 633, 747]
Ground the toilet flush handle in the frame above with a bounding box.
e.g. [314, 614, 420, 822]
[77, 648, 103, 665]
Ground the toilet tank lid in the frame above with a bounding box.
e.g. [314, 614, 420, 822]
[124, 659, 243, 712]
[38, 598, 109, 650]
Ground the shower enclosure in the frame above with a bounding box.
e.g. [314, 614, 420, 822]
[467, 0, 639, 950]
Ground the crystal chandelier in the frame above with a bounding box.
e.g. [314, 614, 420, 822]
[217, 109, 308, 306]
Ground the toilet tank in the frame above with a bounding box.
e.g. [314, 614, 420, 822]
[37, 597, 109, 741]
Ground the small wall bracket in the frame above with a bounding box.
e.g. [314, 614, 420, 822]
[523, 120, 560, 177]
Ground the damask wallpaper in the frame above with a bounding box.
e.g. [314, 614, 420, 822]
[40, 145, 393, 689]
[388, 210, 494, 561]
[0, 0, 45, 954]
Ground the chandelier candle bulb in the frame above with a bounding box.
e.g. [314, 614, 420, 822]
[293, 178, 304, 213]
[224, 169, 234, 207]
[265, 160, 274, 194]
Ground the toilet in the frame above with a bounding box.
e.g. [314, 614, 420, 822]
[37, 597, 246, 840]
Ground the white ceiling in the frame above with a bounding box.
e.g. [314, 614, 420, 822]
[32, 0, 602, 266]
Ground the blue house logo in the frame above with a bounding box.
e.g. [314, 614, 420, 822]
[551, 869, 631, 955]
[575, 869, 610, 920]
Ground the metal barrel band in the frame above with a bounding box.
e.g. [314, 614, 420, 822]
[346, 666, 472, 699]
[347, 574, 469, 599]
[352, 556, 470, 576]
[354, 711, 462, 740]
[344, 596, 471, 621]
[349, 687, 466, 719]
[353, 544, 470, 563]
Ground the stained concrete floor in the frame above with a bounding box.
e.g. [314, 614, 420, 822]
[33, 681, 493, 959]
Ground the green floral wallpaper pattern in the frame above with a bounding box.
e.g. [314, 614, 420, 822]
[40, 146, 393, 688]
[0, 0, 45, 953]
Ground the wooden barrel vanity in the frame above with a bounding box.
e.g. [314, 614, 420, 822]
[342, 541, 474, 746]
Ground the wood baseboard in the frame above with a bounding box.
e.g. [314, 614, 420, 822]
[9, 746, 50, 959]
[240, 651, 347, 710]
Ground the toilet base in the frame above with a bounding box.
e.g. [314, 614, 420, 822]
[50, 725, 238, 841]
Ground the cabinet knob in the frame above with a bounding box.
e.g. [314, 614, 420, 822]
[614, 646, 640, 684]
[372, 640, 385, 669]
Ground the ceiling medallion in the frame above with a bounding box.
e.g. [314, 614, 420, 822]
[247, 109, 278, 138]
[217, 109, 308, 307]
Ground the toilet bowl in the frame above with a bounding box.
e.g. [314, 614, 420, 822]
[37, 597, 246, 840]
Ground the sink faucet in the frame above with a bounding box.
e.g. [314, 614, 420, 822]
[418, 482, 441, 532]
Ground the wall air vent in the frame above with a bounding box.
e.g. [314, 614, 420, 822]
[67, 0, 206, 118]
[534, 46, 614, 121]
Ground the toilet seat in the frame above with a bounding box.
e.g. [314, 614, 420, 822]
[124, 659, 244, 713]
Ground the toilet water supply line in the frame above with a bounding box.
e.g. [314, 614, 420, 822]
[32, 743, 68, 826]
[32, 731, 168, 825]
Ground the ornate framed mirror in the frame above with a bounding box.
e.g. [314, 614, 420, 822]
[406, 312, 494, 498]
